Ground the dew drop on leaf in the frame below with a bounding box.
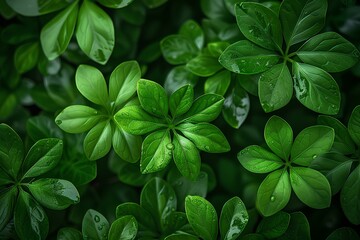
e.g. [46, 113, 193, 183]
[55, 120, 62, 125]
[270, 195, 275, 202]
[166, 143, 174, 150]
[312, 154, 317, 159]
[204, 146, 210, 151]
[94, 215, 100, 223]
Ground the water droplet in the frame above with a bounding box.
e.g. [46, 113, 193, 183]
[270, 195, 275, 202]
[94, 215, 100, 222]
[312, 154, 317, 159]
[166, 143, 174, 150]
[169, 196, 174, 201]
[98, 225, 103, 230]
[152, 107, 157, 113]
[204, 145, 210, 151]
[55, 120, 62, 125]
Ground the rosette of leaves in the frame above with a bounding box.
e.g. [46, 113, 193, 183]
[114, 79, 230, 180]
[0, 124, 80, 240]
[238, 115, 334, 216]
[55, 60, 142, 161]
[219, 0, 360, 114]
[311, 105, 360, 225]
[5, 0, 135, 64]
[161, 19, 250, 129]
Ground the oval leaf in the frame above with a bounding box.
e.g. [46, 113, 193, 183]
[108, 215, 138, 240]
[83, 120, 112, 160]
[82, 209, 109, 240]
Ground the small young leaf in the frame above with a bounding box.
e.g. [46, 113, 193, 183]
[258, 63, 293, 113]
[264, 115, 293, 160]
[82, 209, 109, 240]
[108, 215, 138, 240]
[138, 79, 169, 117]
[169, 84, 194, 118]
[28, 178, 80, 210]
[204, 70, 231, 96]
[220, 196, 249, 240]
[57, 227, 83, 240]
[238, 145, 284, 173]
[14, 42, 40, 74]
[173, 133, 201, 180]
[55, 105, 100, 134]
[277, 212, 310, 240]
[348, 105, 360, 146]
[179, 20, 204, 49]
[291, 125, 334, 166]
[83, 120, 112, 160]
[113, 127, 141, 163]
[326, 227, 360, 240]
[256, 211, 290, 238]
[40, 1, 78, 60]
[161, 35, 199, 65]
[178, 122, 230, 153]
[256, 169, 291, 217]
[186, 55, 223, 77]
[290, 167, 331, 209]
[140, 130, 172, 174]
[76, 0, 114, 64]
[297, 32, 360, 72]
[219, 40, 280, 74]
[185, 195, 218, 240]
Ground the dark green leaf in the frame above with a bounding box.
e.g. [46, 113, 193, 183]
[186, 55, 222, 77]
[108, 215, 138, 240]
[138, 79, 169, 117]
[116, 203, 156, 231]
[264, 115, 293, 160]
[201, 0, 232, 21]
[169, 84, 194, 118]
[75, 64, 109, 106]
[164, 66, 199, 95]
[256, 211, 290, 238]
[14, 190, 49, 240]
[27, 116, 63, 141]
[204, 70, 231, 96]
[341, 165, 360, 225]
[40, 1, 78, 60]
[290, 167, 331, 209]
[57, 227, 83, 240]
[326, 227, 360, 240]
[6, 0, 71, 16]
[0, 187, 17, 231]
[219, 40, 280, 74]
[165, 234, 199, 240]
[220, 196, 248, 240]
[179, 20, 204, 49]
[0, 123, 24, 179]
[140, 130, 172, 174]
[256, 169, 291, 216]
[237, 145, 284, 173]
[277, 212, 310, 240]
[235, 2, 282, 51]
[259, 63, 293, 112]
[82, 209, 109, 240]
[83, 120, 112, 160]
[208, 42, 230, 58]
[177, 122, 230, 153]
[173, 133, 201, 181]
[161, 35, 199, 65]
[242, 234, 266, 240]
[280, 0, 327, 46]
[142, 0, 167, 8]
[291, 125, 334, 166]
[97, 0, 134, 8]
[113, 127, 141, 163]
[14, 42, 40, 74]
[76, 0, 114, 64]
[348, 105, 360, 146]
[185, 195, 218, 240]
[22, 138, 63, 179]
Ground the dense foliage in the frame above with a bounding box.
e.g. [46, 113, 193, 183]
[1, 0, 360, 239]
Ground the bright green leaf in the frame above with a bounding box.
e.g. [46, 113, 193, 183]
[204, 70, 231, 96]
[14, 42, 40, 74]
[169, 84, 194, 118]
[116, 203, 156, 231]
[108, 215, 138, 240]
[113, 127, 141, 163]
[138, 79, 168, 117]
[83, 120, 112, 160]
[186, 55, 223, 77]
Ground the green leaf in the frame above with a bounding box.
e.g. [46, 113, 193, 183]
[0, 123, 24, 179]
[177, 122, 230, 153]
[6, 0, 71, 16]
[113, 127, 141, 163]
[256, 211, 290, 238]
[204, 70, 231, 96]
[264, 115, 293, 160]
[55, 105, 101, 133]
[22, 138, 63, 179]
[341, 165, 360, 225]
[256, 169, 291, 217]
[169, 84, 194, 118]
[201, 0, 232, 21]
[76, 0, 114, 64]
[182, 94, 224, 123]
[290, 167, 331, 209]
[14, 42, 40, 74]
[142, 0, 167, 8]
[297, 32, 360, 72]
[237, 145, 284, 173]
[220, 196, 249, 240]
[292, 62, 340, 114]
[57, 227, 83, 240]
[186, 55, 223, 77]
[109, 61, 141, 107]
[161, 35, 199, 65]
[27, 115, 63, 141]
[259, 63, 293, 112]
[140, 130, 172, 174]
[0, 187, 17, 231]
[235, 2, 282, 51]
[207, 42, 230, 58]
[173, 133, 201, 181]
[108, 215, 138, 240]
[59, 155, 97, 186]
[222, 82, 250, 129]
[291, 125, 334, 166]
[140, 177, 177, 232]
[83, 120, 112, 160]
[164, 66, 199, 95]
[317, 115, 356, 155]
[40, 1, 78, 60]
[179, 20, 204, 49]
[28, 178, 79, 210]
[14, 190, 49, 240]
[277, 212, 310, 240]
[185, 195, 218, 240]
[138, 79, 169, 117]
[326, 227, 360, 240]
[280, 0, 327, 47]
[242, 234, 266, 240]
[82, 209, 110, 240]
[116, 203, 156, 231]
[75, 65, 109, 106]
[348, 105, 360, 146]
[219, 40, 280, 74]
[114, 105, 167, 135]
[165, 234, 199, 240]
[97, 0, 134, 8]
